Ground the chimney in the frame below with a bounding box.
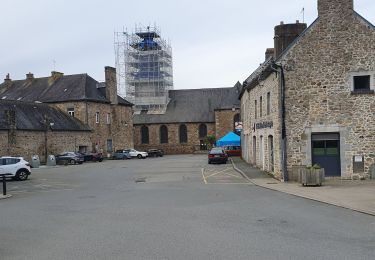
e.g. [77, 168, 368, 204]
[26, 72, 34, 81]
[105, 66, 118, 105]
[265, 48, 275, 60]
[51, 71, 64, 81]
[4, 73, 11, 85]
[318, 0, 353, 18]
[274, 21, 307, 58]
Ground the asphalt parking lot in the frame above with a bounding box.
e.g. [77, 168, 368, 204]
[1, 155, 375, 260]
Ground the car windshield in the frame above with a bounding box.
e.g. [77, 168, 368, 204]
[210, 149, 224, 154]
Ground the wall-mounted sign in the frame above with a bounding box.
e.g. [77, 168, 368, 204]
[354, 155, 363, 163]
[253, 121, 273, 131]
[235, 122, 243, 132]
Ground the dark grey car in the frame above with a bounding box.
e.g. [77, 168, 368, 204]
[112, 150, 132, 160]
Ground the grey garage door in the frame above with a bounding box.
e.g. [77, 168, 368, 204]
[312, 133, 341, 177]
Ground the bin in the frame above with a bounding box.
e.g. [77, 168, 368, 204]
[47, 155, 56, 166]
[31, 155, 40, 168]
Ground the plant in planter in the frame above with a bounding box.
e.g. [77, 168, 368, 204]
[299, 164, 325, 186]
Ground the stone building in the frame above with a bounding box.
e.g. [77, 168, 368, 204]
[240, 0, 375, 180]
[0, 67, 134, 159]
[134, 84, 241, 154]
[0, 100, 91, 162]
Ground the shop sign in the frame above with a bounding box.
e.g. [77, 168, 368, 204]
[253, 121, 273, 131]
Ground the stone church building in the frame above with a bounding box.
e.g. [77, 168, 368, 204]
[134, 83, 241, 154]
[240, 0, 375, 180]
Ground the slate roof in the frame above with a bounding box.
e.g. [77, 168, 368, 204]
[134, 83, 241, 125]
[0, 100, 91, 131]
[0, 73, 132, 106]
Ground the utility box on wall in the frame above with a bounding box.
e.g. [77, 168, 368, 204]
[353, 155, 364, 173]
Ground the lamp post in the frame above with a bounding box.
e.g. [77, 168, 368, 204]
[43, 115, 54, 164]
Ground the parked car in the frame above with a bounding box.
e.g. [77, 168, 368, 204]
[0, 156, 31, 181]
[112, 150, 132, 160]
[147, 149, 164, 157]
[125, 149, 148, 159]
[55, 152, 84, 165]
[208, 148, 228, 164]
[78, 152, 104, 162]
[223, 145, 241, 157]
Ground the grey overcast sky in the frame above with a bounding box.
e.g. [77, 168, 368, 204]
[1, 0, 374, 90]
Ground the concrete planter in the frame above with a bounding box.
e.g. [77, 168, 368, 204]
[299, 168, 325, 186]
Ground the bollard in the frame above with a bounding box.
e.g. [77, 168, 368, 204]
[2, 175, 7, 196]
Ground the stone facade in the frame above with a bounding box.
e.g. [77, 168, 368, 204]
[0, 130, 91, 163]
[241, 0, 375, 180]
[214, 109, 240, 140]
[134, 123, 215, 154]
[241, 73, 283, 178]
[54, 102, 133, 155]
[280, 0, 375, 178]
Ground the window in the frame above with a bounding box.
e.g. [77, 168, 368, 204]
[354, 75, 370, 91]
[107, 139, 113, 153]
[160, 125, 168, 144]
[95, 112, 100, 124]
[67, 107, 75, 117]
[267, 92, 271, 115]
[350, 71, 374, 94]
[179, 124, 188, 143]
[199, 124, 207, 139]
[106, 113, 111, 124]
[259, 96, 263, 117]
[141, 125, 149, 144]
[255, 100, 257, 119]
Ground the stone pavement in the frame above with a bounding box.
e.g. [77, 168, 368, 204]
[231, 157, 375, 216]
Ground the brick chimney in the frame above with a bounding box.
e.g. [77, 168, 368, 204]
[26, 72, 34, 81]
[51, 71, 64, 81]
[105, 66, 118, 105]
[265, 48, 275, 60]
[318, 0, 353, 18]
[274, 21, 307, 58]
[4, 73, 11, 85]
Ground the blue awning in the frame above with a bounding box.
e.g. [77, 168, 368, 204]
[216, 132, 240, 147]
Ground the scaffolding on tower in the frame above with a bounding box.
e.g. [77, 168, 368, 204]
[114, 24, 173, 114]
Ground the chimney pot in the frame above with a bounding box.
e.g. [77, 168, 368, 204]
[296, 20, 300, 23]
[280, 21, 284, 25]
[4, 73, 11, 84]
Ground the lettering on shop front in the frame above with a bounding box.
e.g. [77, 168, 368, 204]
[253, 121, 273, 131]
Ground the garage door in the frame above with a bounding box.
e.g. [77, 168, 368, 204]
[312, 133, 341, 177]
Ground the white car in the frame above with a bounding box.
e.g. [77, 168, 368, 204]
[125, 149, 148, 159]
[0, 157, 31, 181]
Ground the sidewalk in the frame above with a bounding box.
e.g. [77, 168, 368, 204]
[231, 157, 375, 216]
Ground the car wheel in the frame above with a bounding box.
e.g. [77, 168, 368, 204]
[208, 161, 211, 164]
[137, 154, 142, 159]
[70, 159, 76, 165]
[16, 169, 29, 181]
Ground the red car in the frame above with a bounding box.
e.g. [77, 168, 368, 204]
[223, 146, 241, 157]
[208, 148, 228, 164]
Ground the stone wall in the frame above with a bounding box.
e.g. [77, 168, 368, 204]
[214, 109, 240, 140]
[54, 102, 133, 155]
[134, 123, 215, 154]
[279, 3, 375, 178]
[241, 73, 282, 178]
[0, 130, 91, 163]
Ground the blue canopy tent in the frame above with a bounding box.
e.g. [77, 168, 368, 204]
[216, 132, 241, 147]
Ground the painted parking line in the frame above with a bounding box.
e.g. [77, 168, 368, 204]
[202, 165, 250, 184]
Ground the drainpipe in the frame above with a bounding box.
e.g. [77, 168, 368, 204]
[271, 62, 288, 181]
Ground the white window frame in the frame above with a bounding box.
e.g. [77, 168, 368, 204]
[350, 71, 375, 92]
[106, 113, 111, 125]
[95, 112, 100, 124]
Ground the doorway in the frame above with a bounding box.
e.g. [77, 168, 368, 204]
[268, 135, 274, 172]
[311, 133, 341, 177]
